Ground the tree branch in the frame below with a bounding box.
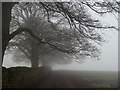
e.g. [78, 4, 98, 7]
[10, 27, 77, 54]
[10, 27, 43, 43]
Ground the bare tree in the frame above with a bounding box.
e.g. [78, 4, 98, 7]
[9, 33, 85, 68]
[3, 1, 119, 65]
[8, 16, 84, 67]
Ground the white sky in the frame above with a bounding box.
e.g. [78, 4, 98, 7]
[2, 4, 118, 71]
[53, 9, 118, 71]
[53, 10, 118, 71]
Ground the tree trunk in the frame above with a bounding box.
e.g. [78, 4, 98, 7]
[30, 37, 40, 68]
[2, 2, 12, 64]
[2, 2, 17, 64]
[2, 39, 9, 62]
[31, 59, 39, 68]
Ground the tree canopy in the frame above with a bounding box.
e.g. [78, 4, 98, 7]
[3, 1, 119, 66]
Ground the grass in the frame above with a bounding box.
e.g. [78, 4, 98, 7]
[56, 70, 118, 88]
[2, 66, 51, 88]
[2, 67, 118, 88]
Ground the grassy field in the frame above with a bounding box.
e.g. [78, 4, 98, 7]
[55, 70, 118, 88]
[2, 66, 51, 88]
[2, 67, 118, 88]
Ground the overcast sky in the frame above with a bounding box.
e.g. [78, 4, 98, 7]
[2, 4, 118, 71]
[53, 7, 118, 71]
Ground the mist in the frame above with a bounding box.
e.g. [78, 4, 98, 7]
[3, 29, 118, 71]
[3, 7, 118, 71]
[2, 3, 118, 72]
[3, 27, 118, 71]
[2, 2, 119, 88]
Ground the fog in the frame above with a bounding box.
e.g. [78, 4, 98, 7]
[2, 4, 118, 71]
[53, 12, 118, 71]
[53, 31, 118, 71]
[3, 29, 118, 71]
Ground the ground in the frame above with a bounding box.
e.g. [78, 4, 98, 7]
[2, 67, 118, 88]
